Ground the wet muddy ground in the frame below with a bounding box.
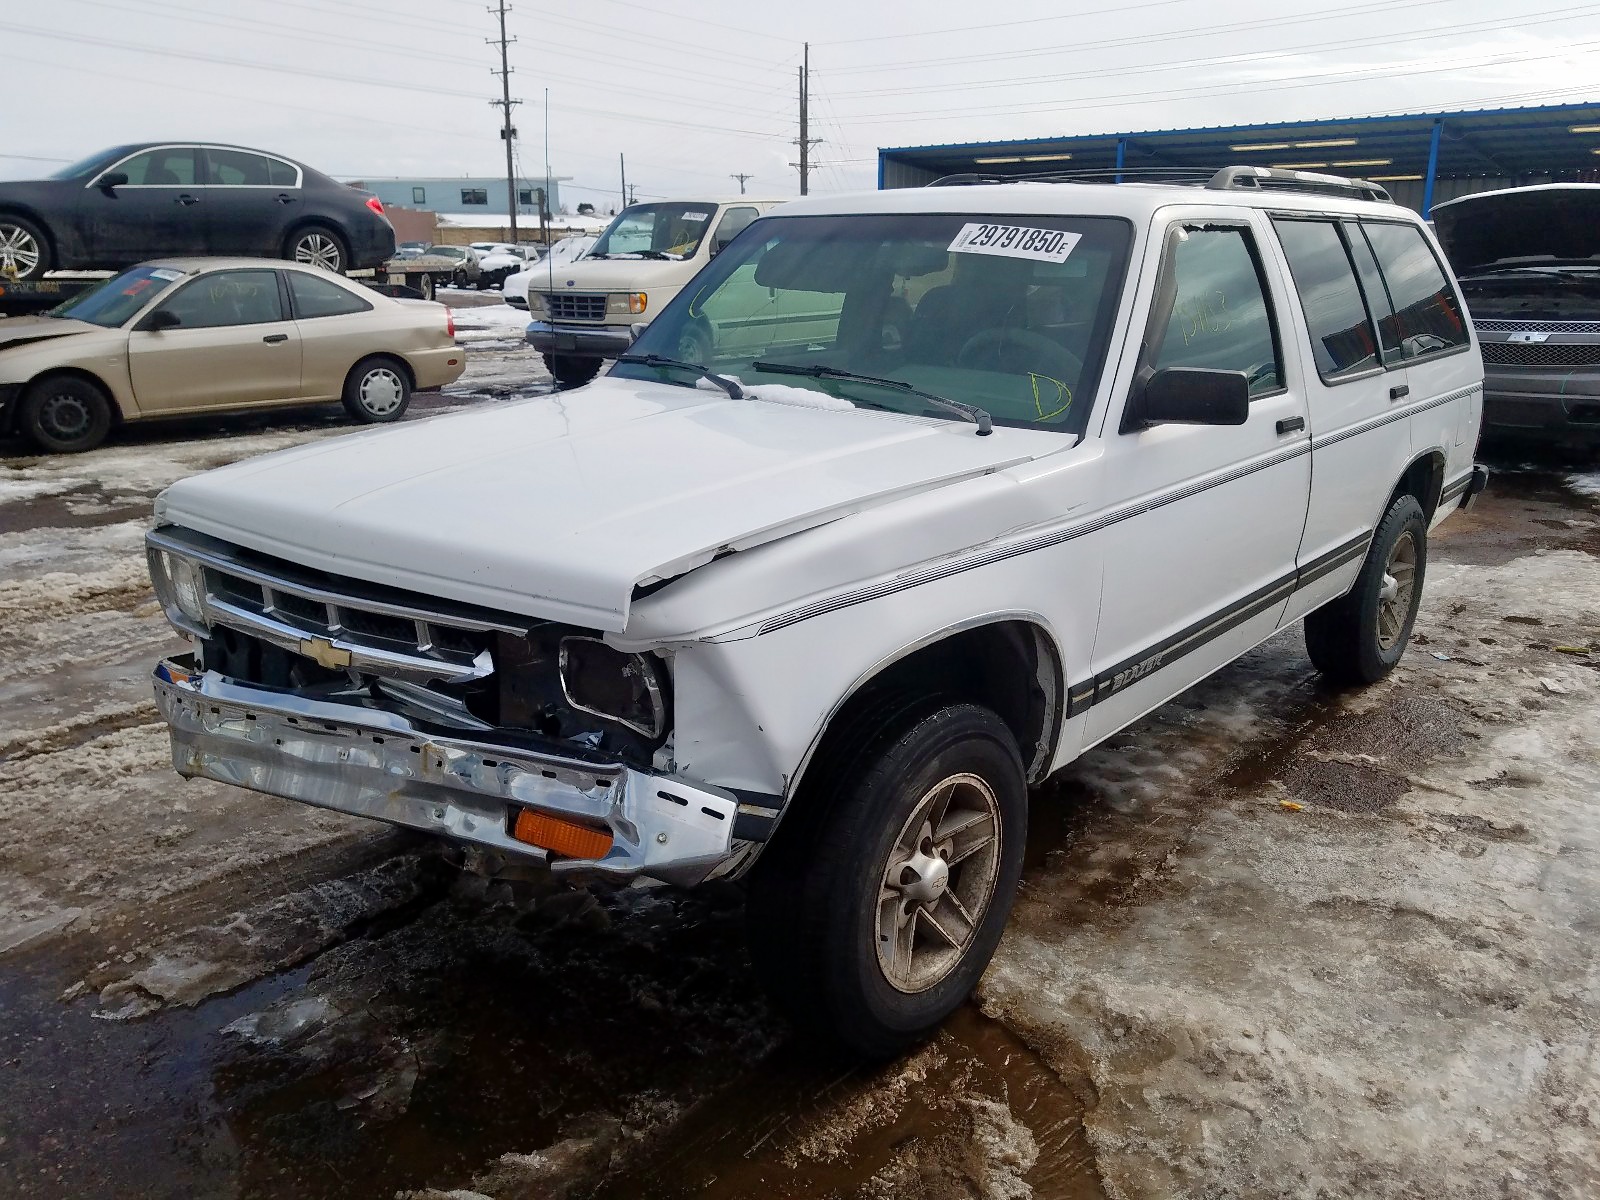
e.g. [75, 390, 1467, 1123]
[2, 354, 1597, 1200]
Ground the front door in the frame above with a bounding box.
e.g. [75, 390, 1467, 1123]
[128, 268, 302, 413]
[81, 146, 206, 264]
[1084, 211, 1312, 744]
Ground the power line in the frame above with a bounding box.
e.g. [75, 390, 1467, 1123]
[815, 0, 1201, 46]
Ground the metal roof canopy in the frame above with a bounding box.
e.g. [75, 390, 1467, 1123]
[877, 102, 1600, 214]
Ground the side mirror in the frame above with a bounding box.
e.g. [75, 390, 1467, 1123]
[710, 237, 731, 258]
[628, 322, 648, 344]
[1124, 366, 1250, 431]
[139, 309, 182, 332]
[94, 171, 129, 193]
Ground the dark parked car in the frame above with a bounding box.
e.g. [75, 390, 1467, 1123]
[1434, 184, 1600, 448]
[0, 143, 396, 281]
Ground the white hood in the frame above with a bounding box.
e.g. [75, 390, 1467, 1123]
[156, 376, 1052, 632]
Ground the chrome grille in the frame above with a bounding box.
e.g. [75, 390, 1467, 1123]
[1475, 318, 1600, 334]
[542, 293, 607, 321]
[147, 528, 527, 686]
[1480, 341, 1600, 367]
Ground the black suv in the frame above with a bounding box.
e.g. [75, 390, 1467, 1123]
[0, 143, 396, 280]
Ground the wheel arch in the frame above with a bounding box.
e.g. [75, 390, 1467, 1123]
[786, 614, 1066, 805]
[345, 351, 415, 392]
[24, 367, 123, 422]
[1391, 448, 1447, 523]
[282, 218, 352, 264]
[0, 205, 59, 267]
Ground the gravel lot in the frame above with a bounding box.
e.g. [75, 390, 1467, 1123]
[1, 336, 1596, 1199]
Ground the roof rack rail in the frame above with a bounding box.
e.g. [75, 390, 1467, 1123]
[1205, 166, 1392, 203]
[926, 164, 1393, 203]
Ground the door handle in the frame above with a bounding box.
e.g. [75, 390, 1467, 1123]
[263, 333, 289, 344]
[176, 194, 201, 206]
[1389, 384, 1410, 400]
[275, 193, 298, 204]
[1276, 415, 1306, 435]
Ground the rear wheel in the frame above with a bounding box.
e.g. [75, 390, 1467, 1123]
[542, 353, 602, 388]
[342, 356, 411, 423]
[745, 700, 1027, 1058]
[20, 375, 113, 453]
[285, 225, 346, 273]
[413, 272, 435, 301]
[0, 215, 50, 280]
[1306, 493, 1427, 685]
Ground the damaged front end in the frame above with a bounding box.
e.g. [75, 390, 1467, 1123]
[146, 526, 738, 886]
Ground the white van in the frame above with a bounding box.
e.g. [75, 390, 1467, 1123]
[146, 167, 1486, 1056]
[524, 197, 785, 385]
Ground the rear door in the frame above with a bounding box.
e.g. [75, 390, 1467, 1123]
[1085, 209, 1312, 743]
[199, 147, 303, 256]
[128, 268, 302, 412]
[284, 268, 379, 401]
[1267, 214, 1411, 621]
[82, 146, 205, 263]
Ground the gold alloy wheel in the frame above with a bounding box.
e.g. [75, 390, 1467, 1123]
[1376, 529, 1418, 652]
[875, 772, 1002, 994]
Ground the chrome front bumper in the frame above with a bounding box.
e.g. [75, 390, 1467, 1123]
[152, 657, 738, 886]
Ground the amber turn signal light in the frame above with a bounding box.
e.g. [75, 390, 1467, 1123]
[512, 809, 613, 860]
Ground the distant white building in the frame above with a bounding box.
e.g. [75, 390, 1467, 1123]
[346, 175, 570, 217]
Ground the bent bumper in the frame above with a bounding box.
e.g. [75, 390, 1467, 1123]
[152, 657, 738, 886]
[525, 320, 632, 358]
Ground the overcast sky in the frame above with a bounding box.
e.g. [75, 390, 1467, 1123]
[3, 0, 1598, 206]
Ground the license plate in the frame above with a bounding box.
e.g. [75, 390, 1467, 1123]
[387, 272, 405, 285]
[555, 333, 577, 351]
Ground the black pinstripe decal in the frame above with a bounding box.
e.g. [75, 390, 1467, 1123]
[1313, 383, 1480, 450]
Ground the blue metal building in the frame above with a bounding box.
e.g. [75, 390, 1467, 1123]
[877, 102, 1600, 215]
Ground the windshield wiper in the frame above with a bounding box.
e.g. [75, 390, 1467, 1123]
[751, 361, 993, 435]
[616, 353, 746, 399]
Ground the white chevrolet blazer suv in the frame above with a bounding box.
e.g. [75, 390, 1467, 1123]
[146, 167, 1487, 1055]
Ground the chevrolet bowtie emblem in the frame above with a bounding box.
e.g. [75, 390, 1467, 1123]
[300, 637, 353, 670]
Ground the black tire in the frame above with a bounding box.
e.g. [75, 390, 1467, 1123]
[414, 272, 435, 302]
[20, 375, 113, 454]
[1306, 493, 1428, 686]
[0, 214, 51, 281]
[342, 356, 412, 423]
[542, 353, 602, 388]
[283, 224, 347, 273]
[673, 320, 713, 364]
[745, 699, 1027, 1058]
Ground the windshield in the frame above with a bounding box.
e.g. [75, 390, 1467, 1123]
[615, 212, 1132, 434]
[48, 265, 185, 327]
[589, 202, 717, 260]
[48, 147, 127, 181]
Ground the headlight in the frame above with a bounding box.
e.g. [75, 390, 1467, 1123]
[149, 549, 209, 630]
[558, 636, 666, 739]
[607, 292, 647, 315]
[528, 292, 547, 314]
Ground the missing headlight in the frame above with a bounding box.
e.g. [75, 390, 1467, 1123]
[558, 636, 667, 739]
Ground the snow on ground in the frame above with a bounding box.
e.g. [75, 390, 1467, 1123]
[1567, 471, 1600, 500]
[981, 538, 1600, 1198]
[450, 301, 532, 343]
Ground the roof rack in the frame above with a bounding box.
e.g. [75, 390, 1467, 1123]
[926, 164, 1392, 204]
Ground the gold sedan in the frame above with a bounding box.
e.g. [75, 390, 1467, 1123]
[0, 258, 466, 453]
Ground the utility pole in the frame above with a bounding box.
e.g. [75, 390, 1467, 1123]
[793, 42, 821, 195]
[620, 153, 628, 210]
[627, 184, 638, 205]
[730, 172, 752, 194]
[488, 0, 520, 242]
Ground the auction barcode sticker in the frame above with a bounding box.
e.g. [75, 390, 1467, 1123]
[947, 223, 1080, 263]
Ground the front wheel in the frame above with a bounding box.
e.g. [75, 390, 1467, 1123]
[1306, 493, 1427, 685]
[745, 700, 1027, 1058]
[342, 356, 411, 423]
[542, 353, 602, 388]
[20, 375, 113, 453]
[0, 215, 51, 280]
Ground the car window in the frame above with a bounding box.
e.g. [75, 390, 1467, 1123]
[710, 206, 760, 254]
[619, 211, 1133, 435]
[1146, 224, 1282, 396]
[1271, 217, 1380, 381]
[157, 269, 284, 329]
[591, 202, 718, 259]
[288, 270, 373, 319]
[49, 265, 183, 327]
[1359, 221, 1469, 360]
[115, 147, 197, 187]
[205, 149, 293, 187]
[1341, 220, 1402, 367]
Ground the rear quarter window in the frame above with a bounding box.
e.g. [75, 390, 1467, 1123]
[1360, 221, 1469, 360]
[1271, 217, 1380, 381]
